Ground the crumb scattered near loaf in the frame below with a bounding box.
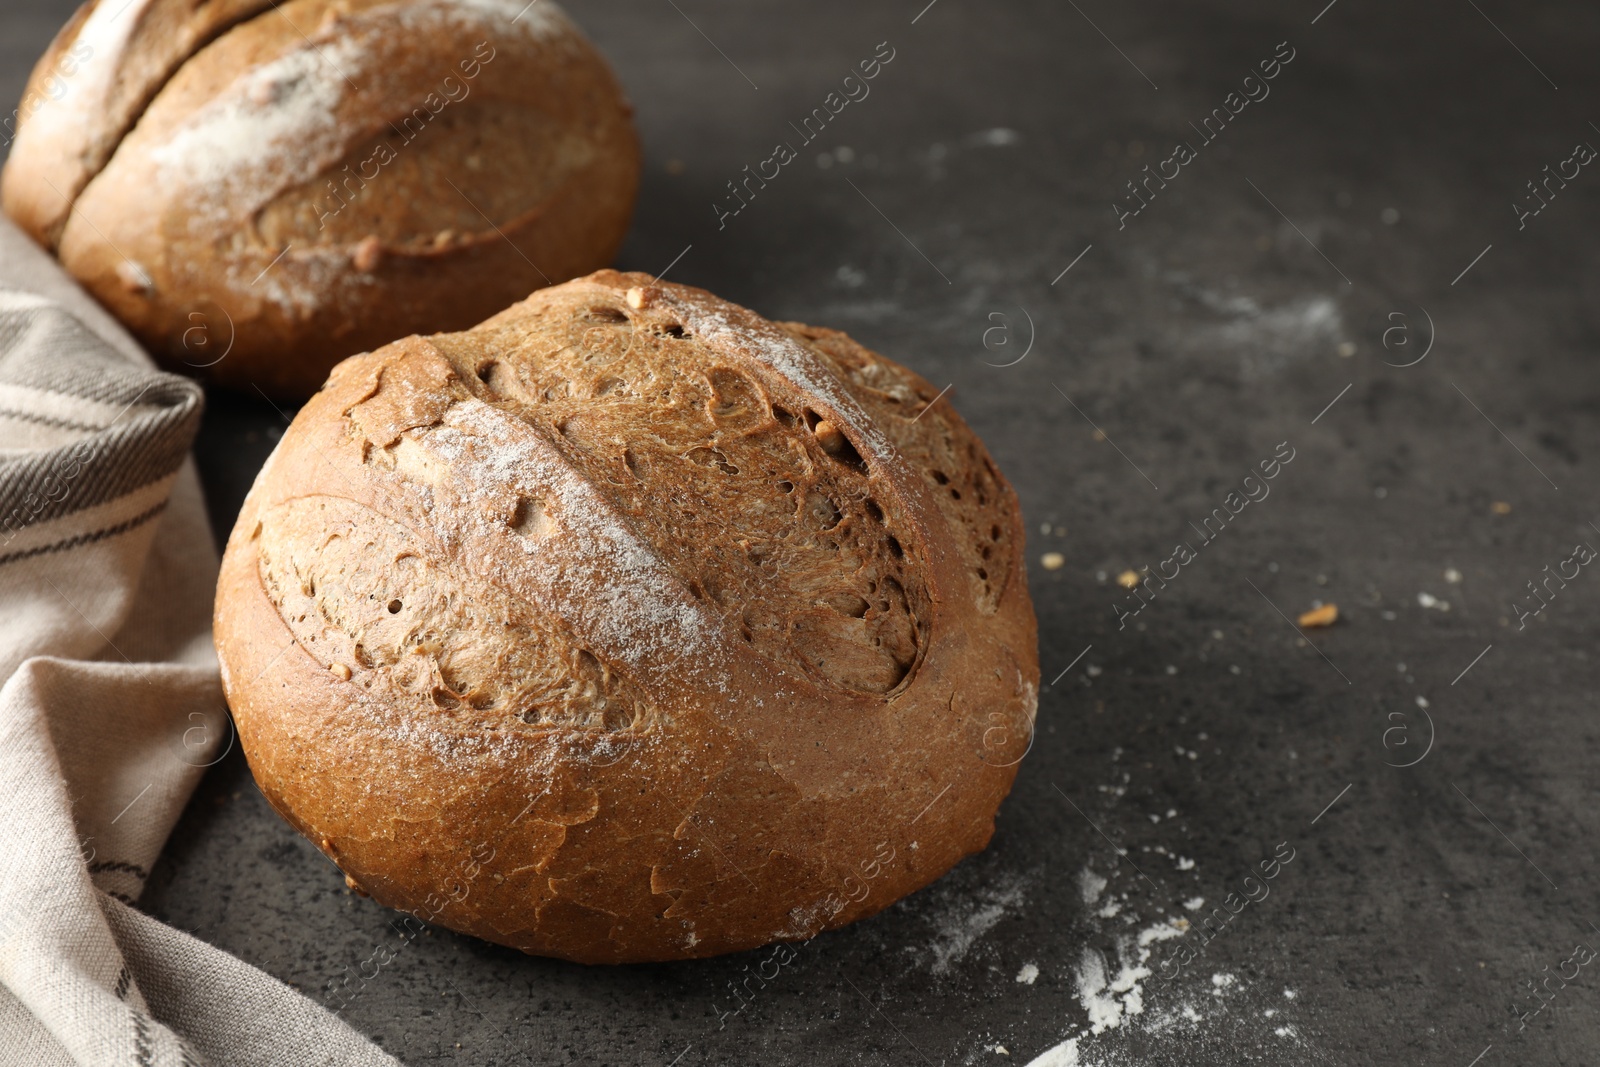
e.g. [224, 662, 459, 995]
[1296, 603, 1338, 628]
[1041, 552, 1064, 571]
[1116, 569, 1140, 589]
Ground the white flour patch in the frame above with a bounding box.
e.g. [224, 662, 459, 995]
[1215, 295, 1341, 355]
[1070, 917, 1187, 1037]
[1162, 272, 1346, 379]
[1022, 952, 1321, 1066]
[1025, 1038, 1080, 1066]
[1074, 950, 1115, 1033]
[417, 397, 719, 677]
[150, 35, 366, 218]
[1078, 867, 1107, 906]
[1008, 773, 1319, 1066]
[927, 874, 1027, 975]
[965, 127, 1022, 148]
[1017, 962, 1039, 985]
[1134, 921, 1185, 949]
[410, 0, 568, 37]
[1023, 966, 1271, 1067]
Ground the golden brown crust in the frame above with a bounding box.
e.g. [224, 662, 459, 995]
[214, 272, 1038, 963]
[4, 0, 639, 399]
[3, 0, 278, 249]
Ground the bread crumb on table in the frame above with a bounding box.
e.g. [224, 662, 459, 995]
[1296, 603, 1339, 628]
[1041, 552, 1065, 571]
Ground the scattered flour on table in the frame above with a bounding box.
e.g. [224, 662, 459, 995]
[1078, 867, 1107, 906]
[927, 873, 1027, 975]
[1005, 851, 1318, 1066]
[1021, 961, 1262, 1067]
[1019, 952, 1318, 1066]
[1071, 917, 1187, 1038]
[961, 731, 1321, 1064]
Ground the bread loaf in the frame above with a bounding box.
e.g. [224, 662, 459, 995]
[2, 0, 639, 399]
[214, 271, 1039, 963]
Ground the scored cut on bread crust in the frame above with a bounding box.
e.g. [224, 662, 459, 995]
[2, 0, 278, 250]
[215, 271, 1040, 964]
[3, 0, 640, 399]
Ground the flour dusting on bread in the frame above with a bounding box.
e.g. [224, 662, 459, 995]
[215, 272, 1039, 964]
[25, 0, 638, 396]
[429, 396, 719, 673]
[404, 0, 568, 37]
[148, 36, 361, 219]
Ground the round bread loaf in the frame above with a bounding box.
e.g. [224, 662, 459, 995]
[2, 0, 639, 399]
[214, 271, 1039, 963]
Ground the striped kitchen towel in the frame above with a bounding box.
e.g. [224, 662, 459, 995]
[0, 219, 400, 1066]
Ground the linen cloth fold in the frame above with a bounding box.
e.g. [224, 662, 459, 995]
[0, 218, 402, 1066]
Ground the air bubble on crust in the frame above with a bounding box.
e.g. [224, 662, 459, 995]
[685, 446, 739, 475]
[810, 415, 866, 473]
[510, 495, 553, 538]
[706, 367, 763, 430]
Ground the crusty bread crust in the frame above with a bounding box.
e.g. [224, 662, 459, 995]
[4, 0, 639, 399]
[214, 271, 1039, 963]
[2, 0, 278, 250]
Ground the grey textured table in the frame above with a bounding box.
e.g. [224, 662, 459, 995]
[7, 1, 1600, 1064]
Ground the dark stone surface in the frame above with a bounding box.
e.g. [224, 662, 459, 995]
[7, 1, 1600, 1064]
